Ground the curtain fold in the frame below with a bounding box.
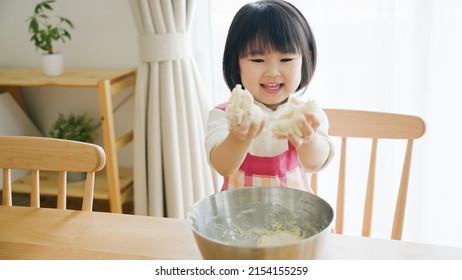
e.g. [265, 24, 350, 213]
[130, 0, 218, 218]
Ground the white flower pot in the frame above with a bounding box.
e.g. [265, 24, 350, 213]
[41, 53, 64, 76]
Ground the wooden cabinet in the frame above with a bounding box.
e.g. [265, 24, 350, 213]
[0, 68, 136, 213]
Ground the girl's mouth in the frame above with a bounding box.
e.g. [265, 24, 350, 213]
[261, 83, 283, 93]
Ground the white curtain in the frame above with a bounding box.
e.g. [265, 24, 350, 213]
[209, 0, 462, 248]
[129, 0, 218, 218]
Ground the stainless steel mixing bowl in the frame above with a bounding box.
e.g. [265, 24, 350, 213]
[187, 187, 334, 259]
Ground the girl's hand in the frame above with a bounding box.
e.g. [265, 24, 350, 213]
[228, 115, 265, 142]
[274, 112, 320, 148]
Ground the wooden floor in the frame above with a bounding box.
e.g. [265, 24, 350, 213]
[0, 192, 134, 214]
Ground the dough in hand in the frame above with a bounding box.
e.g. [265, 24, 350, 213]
[271, 98, 318, 137]
[225, 84, 267, 125]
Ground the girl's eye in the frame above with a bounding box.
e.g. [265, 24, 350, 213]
[251, 58, 264, 63]
[281, 58, 294, 62]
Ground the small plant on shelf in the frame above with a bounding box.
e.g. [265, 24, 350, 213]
[48, 113, 97, 143]
[27, 0, 74, 55]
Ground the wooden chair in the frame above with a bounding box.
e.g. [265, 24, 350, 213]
[0, 136, 106, 211]
[311, 109, 425, 240]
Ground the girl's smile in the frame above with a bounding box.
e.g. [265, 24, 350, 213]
[239, 51, 302, 111]
[261, 82, 283, 94]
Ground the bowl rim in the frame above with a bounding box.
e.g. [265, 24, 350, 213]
[187, 186, 334, 249]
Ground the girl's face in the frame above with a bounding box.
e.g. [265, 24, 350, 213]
[239, 50, 302, 111]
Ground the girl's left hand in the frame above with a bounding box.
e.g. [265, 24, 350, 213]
[275, 112, 320, 148]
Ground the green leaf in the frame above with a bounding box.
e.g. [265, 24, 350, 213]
[60, 17, 74, 28]
[63, 30, 71, 40]
[42, 3, 53, 11]
[34, 5, 42, 14]
[28, 18, 38, 33]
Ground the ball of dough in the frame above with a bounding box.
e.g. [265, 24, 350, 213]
[271, 99, 318, 137]
[225, 84, 267, 125]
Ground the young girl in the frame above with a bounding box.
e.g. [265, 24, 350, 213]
[205, 0, 334, 192]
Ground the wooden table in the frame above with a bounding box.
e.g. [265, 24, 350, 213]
[1, 206, 461, 260]
[0, 68, 137, 213]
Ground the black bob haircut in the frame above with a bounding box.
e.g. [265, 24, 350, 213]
[222, 0, 317, 93]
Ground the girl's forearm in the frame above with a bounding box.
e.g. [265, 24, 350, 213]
[210, 135, 253, 176]
[296, 133, 331, 170]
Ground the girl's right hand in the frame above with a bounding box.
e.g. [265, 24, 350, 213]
[228, 115, 265, 142]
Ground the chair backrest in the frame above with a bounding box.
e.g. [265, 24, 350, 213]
[311, 109, 425, 240]
[0, 136, 106, 211]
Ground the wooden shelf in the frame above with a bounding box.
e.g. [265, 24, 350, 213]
[11, 168, 133, 203]
[0, 68, 137, 213]
[0, 68, 135, 87]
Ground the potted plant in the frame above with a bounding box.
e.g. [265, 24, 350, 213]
[49, 113, 97, 181]
[48, 113, 96, 143]
[27, 0, 74, 76]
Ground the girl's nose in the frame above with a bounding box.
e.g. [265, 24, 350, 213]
[265, 62, 280, 77]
